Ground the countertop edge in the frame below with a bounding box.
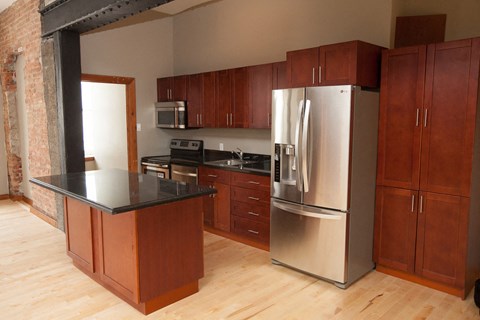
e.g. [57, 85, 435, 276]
[200, 163, 271, 176]
[30, 177, 216, 214]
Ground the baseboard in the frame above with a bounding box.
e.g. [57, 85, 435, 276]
[6, 194, 58, 228]
[0, 194, 9, 200]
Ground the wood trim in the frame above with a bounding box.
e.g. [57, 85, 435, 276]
[204, 225, 269, 252]
[81, 73, 138, 172]
[85, 156, 95, 162]
[30, 205, 57, 228]
[0, 194, 9, 200]
[22, 195, 33, 206]
[376, 265, 466, 299]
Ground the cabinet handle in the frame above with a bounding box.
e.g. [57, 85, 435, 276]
[248, 229, 259, 235]
[419, 195, 423, 213]
[200, 114, 203, 126]
[230, 113, 233, 126]
[411, 195, 415, 212]
[196, 114, 199, 126]
[207, 174, 218, 178]
[319, 66, 322, 83]
[248, 211, 260, 216]
[248, 181, 260, 185]
[424, 109, 428, 127]
[312, 67, 315, 84]
[226, 113, 229, 126]
[248, 196, 260, 201]
[416, 109, 419, 127]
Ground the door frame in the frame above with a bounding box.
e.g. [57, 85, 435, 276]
[81, 74, 138, 172]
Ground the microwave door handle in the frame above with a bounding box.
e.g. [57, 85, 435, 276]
[295, 100, 304, 192]
[174, 107, 179, 128]
[302, 100, 311, 193]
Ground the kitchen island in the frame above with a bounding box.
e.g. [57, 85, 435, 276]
[31, 169, 215, 314]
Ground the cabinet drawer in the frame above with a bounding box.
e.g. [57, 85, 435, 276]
[231, 215, 269, 243]
[199, 166, 231, 184]
[231, 186, 269, 206]
[231, 200, 269, 223]
[230, 171, 270, 192]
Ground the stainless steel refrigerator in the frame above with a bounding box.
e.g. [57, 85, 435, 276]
[270, 85, 379, 288]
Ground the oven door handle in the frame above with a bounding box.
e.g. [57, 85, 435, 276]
[171, 170, 197, 177]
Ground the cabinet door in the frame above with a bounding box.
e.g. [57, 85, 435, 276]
[173, 75, 187, 101]
[203, 72, 216, 128]
[415, 192, 468, 287]
[198, 169, 214, 226]
[376, 46, 426, 190]
[249, 63, 272, 128]
[215, 69, 232, 127]
[232, 67, 249, 128]
[286, 47, 318, 87]
[214, 182, 231, 232]
[272, 61, 288, 90]
[319, 42, 356, 85]
[157, 77, 173, 101]
[64, 198, 94, 273]
[187, 73, 204, 128]
[420, 39, 479, 197]
[373, 187, 417, 273]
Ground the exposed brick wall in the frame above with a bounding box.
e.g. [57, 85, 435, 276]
[0, 0, 58, 221]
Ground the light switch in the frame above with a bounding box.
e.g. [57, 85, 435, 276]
[136, 123, 141, 131]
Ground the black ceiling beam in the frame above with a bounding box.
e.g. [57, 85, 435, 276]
[40, 0, 173, 37]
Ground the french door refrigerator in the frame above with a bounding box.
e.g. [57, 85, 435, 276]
[270, 85, 379, 288]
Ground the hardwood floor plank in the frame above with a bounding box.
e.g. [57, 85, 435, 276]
[0, 199, 478, 319]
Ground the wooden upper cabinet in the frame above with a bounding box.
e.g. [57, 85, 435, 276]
[420, 39, 479, 197]
[248, 63, 272, 128]
[286, 47, 318, 88]
[376, 45, 426, 190]
[173, 75, 187, 101]
[157, 76, 186, 101]
[374, 186, 418, 274]
[157, 77, 173, 102]
[187, 73, 204, 128]
[232, 67, 249, 128]
[286, 40, 383, 88]
[203, 71, 216, 128]
[272, 61, 288, 90]
[215, 69, 232, 128]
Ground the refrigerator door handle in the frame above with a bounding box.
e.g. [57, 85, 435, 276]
[295, 100, 304, 191]
[272, 200, 343, 220]
[302, 100, 311, 192]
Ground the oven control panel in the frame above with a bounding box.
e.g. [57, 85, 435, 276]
[170, 139, 203, 151]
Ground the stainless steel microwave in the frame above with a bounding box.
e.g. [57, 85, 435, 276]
[155, 101, 187, 129]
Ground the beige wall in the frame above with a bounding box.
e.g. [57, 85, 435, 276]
[392, 0, 480, 43]
[80, 18, 175, 160]
[172, 0, 392, 75]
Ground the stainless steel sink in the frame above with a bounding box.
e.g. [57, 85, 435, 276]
[205, 159, 255, 167]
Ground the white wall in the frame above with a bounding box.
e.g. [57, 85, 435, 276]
[172, 0, 392, 75]
[0, 87, 8, 195]
[80, 17, 175, 160]
[81, 82, 128, 170]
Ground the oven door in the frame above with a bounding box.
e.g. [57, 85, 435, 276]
[171, 164, 198, 184]
[142, 164, 170, 179]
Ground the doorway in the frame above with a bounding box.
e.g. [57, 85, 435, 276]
[80, 74, 138, 172]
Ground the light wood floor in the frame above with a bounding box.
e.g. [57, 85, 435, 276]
[1, 199, 479, 319]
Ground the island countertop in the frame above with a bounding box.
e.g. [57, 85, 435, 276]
[30, 168, 216, 214]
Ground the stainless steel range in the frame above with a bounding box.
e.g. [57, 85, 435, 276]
[141, 139, 204, 184]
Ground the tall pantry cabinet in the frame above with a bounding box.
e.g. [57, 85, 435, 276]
[374, 37, 480, 298]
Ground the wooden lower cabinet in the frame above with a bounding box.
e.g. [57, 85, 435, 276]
[200, 166, 271, 249]
[64, 196, 204, 314]
[374, 186, 473, 297]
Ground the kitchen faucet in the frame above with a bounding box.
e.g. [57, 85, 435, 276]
[232, 148, 243, 160]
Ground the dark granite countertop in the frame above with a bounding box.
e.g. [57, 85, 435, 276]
[30, 169, 216, 214]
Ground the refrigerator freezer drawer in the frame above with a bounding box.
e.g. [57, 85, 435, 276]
[270, 199, 348, 283]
